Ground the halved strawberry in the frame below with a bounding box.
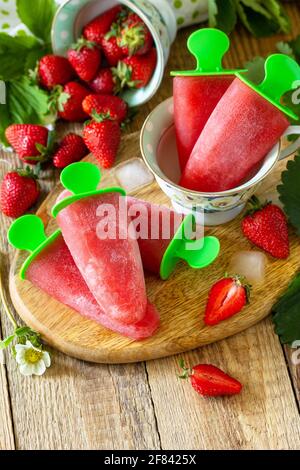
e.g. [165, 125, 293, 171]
[204, 275, 250, 326]
[178, 360, 243, 397]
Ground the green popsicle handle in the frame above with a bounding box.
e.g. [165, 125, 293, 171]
[52, 162, 126, 217]
[259, 54, 300, 104]
[7, 215, 61, 280]
[188, 28, 230, 73]
[171, 28, 246, 77]
[237, 54, 300, 120]
[61, 161, 101, 195]
[160, 214, 220, 280]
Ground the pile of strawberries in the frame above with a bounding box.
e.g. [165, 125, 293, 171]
[1, 5, 157, 219]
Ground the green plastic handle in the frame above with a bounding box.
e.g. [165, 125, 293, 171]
[171, 28, 245, 77]
[7, 215, 61, 280]
[160, 214, 220, 280]
[8, 215, 48, 252]
[52, 162, 126, 217]
[61, 161, 101, 195]
[237, 54, 300, 120]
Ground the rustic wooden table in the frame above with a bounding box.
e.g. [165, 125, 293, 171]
[1, 3, 300, 451]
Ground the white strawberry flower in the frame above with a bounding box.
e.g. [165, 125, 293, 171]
[15, 341, 51, 376]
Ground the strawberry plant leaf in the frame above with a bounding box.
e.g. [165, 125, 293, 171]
[244, 56, 265, 84]
[208, 0, 237, 34]
[0, 76, 53, 147]
[0, 32, 42, 80]
[0, 334, 16, 350]
[272, 272, 300, 344]
[278, 154, 300, 235]
[16, 0, 57, 44]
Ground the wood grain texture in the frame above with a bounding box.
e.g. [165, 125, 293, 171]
[9, 132, 300, 363]
[146, 318, 300, 450]
[0, 1, 299, 449]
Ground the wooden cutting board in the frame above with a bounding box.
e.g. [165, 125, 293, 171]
[9, 131, 300, 363]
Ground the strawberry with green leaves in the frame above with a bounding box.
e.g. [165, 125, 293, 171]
[115, 47, 157, 89]
[101, 33, 126, 67]
[5, 124, 54, 165]
[54, 82, 90, 122]
[117, 12, 153, 56]
[1, 168, 40, 218]
[83, 5, 124, 45]
[204, 275, 250, 326]
[178, 360, 243, 397]
[53, 133, 88, 169]
[242, 196, 290, 259]
[82, 94, 128, 123]
[83, 113, 121, 169]
[38, 55, 75, 90]
[67, 37, 101, 82]
[90, 68, 120, 95]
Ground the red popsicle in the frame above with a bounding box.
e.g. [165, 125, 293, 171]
[180, 54, 300, 192]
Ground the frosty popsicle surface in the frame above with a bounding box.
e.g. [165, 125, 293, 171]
[8, 215, 159, 340]
[171, 29, 244, 171]
[52, 162, 149, 326]
[180, 54, 300, 193]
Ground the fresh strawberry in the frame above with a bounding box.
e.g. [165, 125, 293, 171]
[56, 82, 90, 122]
[53, 133, 88, 169]
[83, 5, 124, 45]
[83, 114, 121, 168]
[204, 275, 250, 326]
[115, 47, 157, 89]
[90, 68, 119, 95]
[67, 37, 101, 82]
[5, 124, 53, 165]
[38, 55, 75, 89]
[241, 196, 290, 259]
[101, 34, 126, 66]
[178, 360, 242, 397]
[117, 12, 153, 56]
[82, 94, 127, 123]
[1, 168, 40, 218]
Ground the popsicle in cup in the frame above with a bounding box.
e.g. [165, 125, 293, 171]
[180, 54, 300, 192]
[171, 28, 244, 172]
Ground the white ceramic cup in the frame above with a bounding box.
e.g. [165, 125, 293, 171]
[140, 97, 300, 226]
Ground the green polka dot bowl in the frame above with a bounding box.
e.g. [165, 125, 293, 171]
[52, 0, 178, 106]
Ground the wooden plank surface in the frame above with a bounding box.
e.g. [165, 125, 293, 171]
[9, 131, 300, 364]
[0, 2, 299, 450]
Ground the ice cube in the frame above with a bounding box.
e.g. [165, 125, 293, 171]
[228, 251, 267, 284]
[115, 158, 154, 192]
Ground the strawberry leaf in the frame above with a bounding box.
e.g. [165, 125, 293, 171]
[272, 272, 300, 344]
[0, 76, 52, 147]
[0, 32, 45, 81]
[16, 0, 57, 44]
[278, 154, 300, 235]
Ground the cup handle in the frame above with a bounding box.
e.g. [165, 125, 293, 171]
[279, 125, 300, 160]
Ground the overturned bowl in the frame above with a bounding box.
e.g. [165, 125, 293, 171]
[51, 0, 177, 107]
[140, 97, 300, 226]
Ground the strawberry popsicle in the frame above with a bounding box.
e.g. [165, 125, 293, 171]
[52, 162, 150, 326]
[127, 196, 220, 279]
[171, 28, 244, 171]
[180, 54, 300, 192]
[8, 215, 159, 340]
[173, 75, 234, 171]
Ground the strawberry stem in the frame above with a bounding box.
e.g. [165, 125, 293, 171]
[177, 358, 192, 380]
